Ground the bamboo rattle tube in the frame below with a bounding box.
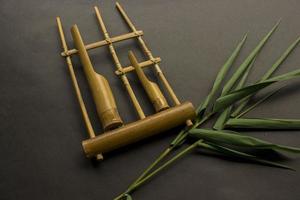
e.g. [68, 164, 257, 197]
[129, 51, 169, 112]
[71, 25, 123, 131]
[82, 101, 196, 157]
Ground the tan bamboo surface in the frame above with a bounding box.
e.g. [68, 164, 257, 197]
[56, 17, 103, 160]
[115, 2, 193, 127]
[129, 51, 169, 112]
[94, 6, 145, 119]
[61, 30, 143, 57]
[115, 57, 161, 75]
[71, 25, 123, 131]
[82, 102, 196, 157]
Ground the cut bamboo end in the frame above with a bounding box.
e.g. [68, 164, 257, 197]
[186, 119, 193, 127]
[82, 101, 196, 158]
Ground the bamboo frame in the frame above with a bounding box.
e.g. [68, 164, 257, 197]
[115, 2, 193, 127]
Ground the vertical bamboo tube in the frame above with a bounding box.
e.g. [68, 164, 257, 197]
[71, 25, 123, 131]
[56, 17, 103, 160]
[94, 6, 145, 119]
[115, 3, 193, 126]
[129, 51, 169, 112]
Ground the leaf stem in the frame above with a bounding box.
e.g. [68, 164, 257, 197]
[114, 113, 213, 199]
[126, 141, 201, 193]
[127, 147, 173, 190]
[113, 147, 173, 200]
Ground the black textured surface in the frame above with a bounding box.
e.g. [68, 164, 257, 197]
[1, 0, 300, 199]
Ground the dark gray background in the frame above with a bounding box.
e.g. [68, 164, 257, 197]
[1, 0, 300, 199]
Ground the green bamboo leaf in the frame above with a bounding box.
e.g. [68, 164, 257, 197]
[214, 81, 275, 112]
[198, 142, 293, 170]
[267, 68, 300, 81]
[236, 57, 256, 90]
[235, 86, 284, 118]
[221, 20, 280, 96]
[226, 118, 300, 129]
[261, 35, 300, 81]
[213, 58, 256, 130]
[231, 36, 300, 117]
[196, 34, 248, 118]
[189, 128, 300, 153]
[213, 69, 300, 112]
[213, 107, 232, 130]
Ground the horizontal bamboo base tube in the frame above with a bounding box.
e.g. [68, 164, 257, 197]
[61, 30, 143, 57]
[82, 101, 196, 157]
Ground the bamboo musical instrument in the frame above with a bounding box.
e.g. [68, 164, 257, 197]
[56, 3, 196, 159]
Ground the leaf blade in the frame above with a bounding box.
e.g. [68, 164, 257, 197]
[189, 128, 300, 153]
[213, 58, 256, 129]
[221, 20, 280, 96]
[196, 34, 248, 118]
[231, 36, 300, 117]
[213, 69, 300, 112]
[226, 118, 300, 129]
[198, 142, 293, 170]
[235, 86, 284, 118]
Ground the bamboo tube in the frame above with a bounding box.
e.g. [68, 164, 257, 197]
[115, 57, 161, 75]
[82, 101, 196, 157]
[115, 2, 193, 126]
[129, 51, 169, 112]
[71, 25, 123, 131]
[61, 30, 143, 57]
[94, 6, 145, 119]
[56, 17, 103, 160]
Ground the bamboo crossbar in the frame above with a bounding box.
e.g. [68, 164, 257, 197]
[56, 17, 103, 160]
[61, 30, 143, 57]
[115, 57, 161, 75]
[94, 6, 145, 119]
[115, 2, 193, 127]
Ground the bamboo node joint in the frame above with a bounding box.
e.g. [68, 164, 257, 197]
[105, 38, 112, 44]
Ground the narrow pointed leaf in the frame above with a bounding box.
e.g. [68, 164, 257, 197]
[214, 81, 275, 112]
[235, 86, 284, 118]
[213, 107, 232, 130]
[214, 69, 300, 112]
[226, 118, 300, 129]
[221, 20, 280, 95]
[232, 36, 300, 116]
[189, 128, 300, 153]
[198, 142, 293, 170]
[214, 58, 256, 129]
[261, 35, 300, 81]
[235, 57, 256, 90]
[196, 34, 247, 118]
